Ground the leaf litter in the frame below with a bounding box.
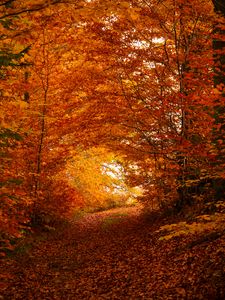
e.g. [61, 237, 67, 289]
[1, 206, 225, 300]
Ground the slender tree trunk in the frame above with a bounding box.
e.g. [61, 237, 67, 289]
[174, 3, 192, 211]
[212, 0, 225, 199]
[34, 86, 48, 196]
[33, 28, 50, 208]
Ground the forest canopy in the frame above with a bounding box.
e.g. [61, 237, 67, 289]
[1, 0, 225, 251]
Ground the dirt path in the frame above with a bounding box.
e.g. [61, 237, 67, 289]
[1, 206, 224, 299]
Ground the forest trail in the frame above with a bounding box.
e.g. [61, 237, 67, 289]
[1, 206, 225, 300]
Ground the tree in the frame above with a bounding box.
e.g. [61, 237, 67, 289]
[79, 0, 217, 210]
[0, 1, 33, 249]
[0, 0, 91, 240]
[212, 0, 225, 199]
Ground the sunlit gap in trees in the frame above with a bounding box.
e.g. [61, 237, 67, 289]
[101, 161, 143, 204]
[65, 148, 143, 210]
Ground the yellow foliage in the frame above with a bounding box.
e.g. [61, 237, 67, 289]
[18, 100, 29, 109]
[66, 147, 130, 209]
[212, 88, 221, 95]
[122, 79, 137, 88]
[120, 2, 130, 9]
[128, 8, 140, 21]
[158, 212, 225, 240]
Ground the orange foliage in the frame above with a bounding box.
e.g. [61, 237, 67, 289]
[1, 0, 225, 246]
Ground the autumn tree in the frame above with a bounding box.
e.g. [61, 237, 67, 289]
[0, 0, 34, 249]
[76, 0, 220, 210]
[0, 0, 91, 240]
[212, 0, 225, 199]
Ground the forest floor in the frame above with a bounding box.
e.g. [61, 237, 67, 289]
[1, 205, 225, 300]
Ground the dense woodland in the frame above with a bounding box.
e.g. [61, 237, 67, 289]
[1, 0, 225, 299]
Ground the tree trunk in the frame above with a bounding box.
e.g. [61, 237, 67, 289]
[212, 0, 225, 200]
